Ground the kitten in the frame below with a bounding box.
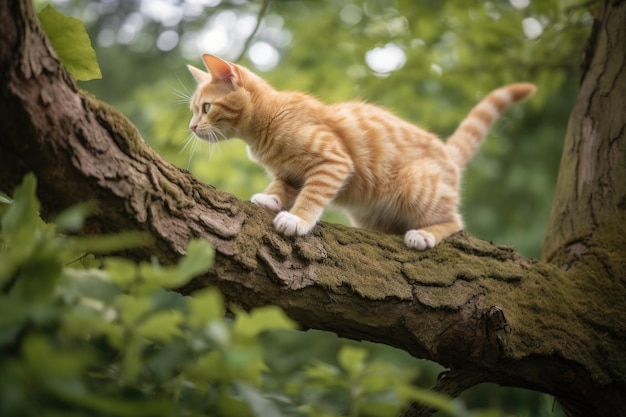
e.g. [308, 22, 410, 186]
[188, 54, 535, 250]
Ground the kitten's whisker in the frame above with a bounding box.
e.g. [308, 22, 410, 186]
[176, 76, 193, 97]
[214, 127, 228, 142]
[209, 129, 225, 158]
[214, 142, 223, 158]
[171, 90, 186, 98]
[170, 80, 193, 107]
[187, 135, 199, 168]
[171, 89, 190, 100]
[179, 133, 196, 154]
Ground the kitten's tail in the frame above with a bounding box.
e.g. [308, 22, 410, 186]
[446, 83, 536, 167]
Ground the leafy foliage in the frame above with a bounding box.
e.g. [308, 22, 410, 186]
[0, 174, 500, 417]
[37, 4, 102, 81]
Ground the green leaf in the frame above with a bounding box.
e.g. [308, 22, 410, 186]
[144, 338, 189, 379]
[54, 202, 93, 232]
[63, 392, 173, 417]
[235, 382, 286, 417]
[22, 333, 94, 379]
[185, 350, 228, 384]
[359, 361, 403, 394]
[354, 400, 402, 417]
[103, 257, 138, 288]
[128, 239, 212, 293]
[120, 338, 145, 382]
[189, 287, 225, 322]
[0, 191, 11, 205]
[225, 346, 268, 386]
[61, 268, 123, 303]
[217, 384, 254, 417]
[37, 5, 102, 81]
[65, 231, 151, 256]
[304, 361, 342, 385]
[338, 345, 368, 378]
[1, 173, 40, 245]
[137, 262, 179, 293]
[233, 306, 297, 339]
[62, 306, 117, 341]
[204, 320, 231, 347]
[176, 239, 215, 283]
[116, 293, 152, 327]
[135, 310, 184, 342]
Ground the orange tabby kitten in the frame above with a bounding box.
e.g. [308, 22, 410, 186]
[188, 54, 535, 250]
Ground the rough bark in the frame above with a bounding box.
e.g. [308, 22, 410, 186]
[0, 0, 624, 416]
[538, 2, 626, 414]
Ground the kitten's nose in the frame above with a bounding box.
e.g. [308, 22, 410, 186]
[190, 124, 197, 132]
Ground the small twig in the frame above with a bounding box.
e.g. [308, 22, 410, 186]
[235, 0, 271, 62]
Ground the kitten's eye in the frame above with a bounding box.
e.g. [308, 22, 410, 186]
[202, 103, 211, 114]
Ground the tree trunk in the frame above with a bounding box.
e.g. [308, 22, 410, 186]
[0, 0, 624, 416]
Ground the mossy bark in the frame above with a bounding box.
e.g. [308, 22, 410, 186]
[0, 0, 624, 416]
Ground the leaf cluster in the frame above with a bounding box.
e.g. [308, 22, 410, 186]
[0, 174, 496, 417]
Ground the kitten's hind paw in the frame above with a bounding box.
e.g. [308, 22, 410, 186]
[273, 211, 314, 236]
[251, 193, 283, 212]
[404, 229, 436, 250]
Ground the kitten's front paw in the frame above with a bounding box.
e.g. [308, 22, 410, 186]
[273, 211, 314, 236]
[251, 193, 282, 212]
[404, 229, 436, 250]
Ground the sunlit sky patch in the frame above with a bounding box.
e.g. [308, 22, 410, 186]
[157, 30, 179, 51]
[365, 43, 406, 75]
[339, 4, 363, 25]
[140, 0, 183, 26]
[509, 0, 531, 9]
[522, 17, 543, 39]
[248, 41, 280, 71]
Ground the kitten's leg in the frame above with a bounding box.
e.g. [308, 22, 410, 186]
[274, 159, 353, 236]
[404, 216, 462, 250]
[251, 179, 297, 212]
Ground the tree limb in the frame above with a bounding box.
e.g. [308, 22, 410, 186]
[234, 0, 271, 63]
[1, 0, 625, 416]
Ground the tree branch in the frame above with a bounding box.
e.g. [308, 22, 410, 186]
[234, 0, 271, 63]
[1, 0, 625, 416]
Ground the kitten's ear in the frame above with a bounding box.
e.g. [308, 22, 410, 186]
[187, 64, 211, 84]
[202, 54, 239, 87]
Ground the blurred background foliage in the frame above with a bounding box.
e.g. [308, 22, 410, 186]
[31, 0, 594, 414]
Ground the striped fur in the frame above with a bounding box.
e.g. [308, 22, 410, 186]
[188, 54, 535, 249]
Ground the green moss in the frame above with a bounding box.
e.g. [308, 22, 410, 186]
[478, 218, 626, 385]
[159, 178, 183, 200]
[311, 224, 413, 300]
[79, 90, 145, 155]
[414, 280, 483, 309]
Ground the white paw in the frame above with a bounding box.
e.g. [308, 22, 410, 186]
[251, 193, 282, 212]
[273, 211, 314, 236]
[404, 229, 436, 250]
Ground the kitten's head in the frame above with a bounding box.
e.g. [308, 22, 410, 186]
[187, 54, 261, 142]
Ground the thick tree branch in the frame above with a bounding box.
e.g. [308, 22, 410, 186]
[1, 1, 625, 416]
